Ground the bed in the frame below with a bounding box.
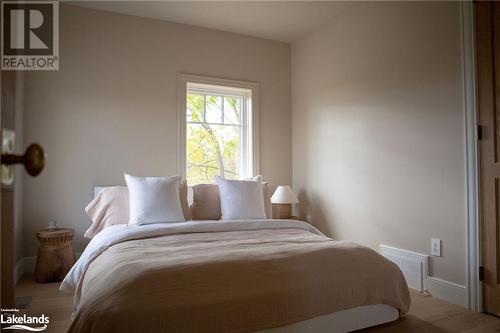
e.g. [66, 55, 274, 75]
[60, 219, 410, 333]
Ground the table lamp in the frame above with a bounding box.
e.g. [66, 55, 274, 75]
[271, 185, 299, 219]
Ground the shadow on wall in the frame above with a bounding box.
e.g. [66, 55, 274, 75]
[297, 190, 333, 237]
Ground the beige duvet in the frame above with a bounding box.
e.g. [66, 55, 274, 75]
[66, 222, 410, 333]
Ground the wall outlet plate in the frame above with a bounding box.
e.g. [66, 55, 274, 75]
[431, 238, 441, 256]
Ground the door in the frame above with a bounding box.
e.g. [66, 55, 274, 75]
[0, 70, 45, 308]
[1, 71, 17, 307]
[476, 0, 500, 316]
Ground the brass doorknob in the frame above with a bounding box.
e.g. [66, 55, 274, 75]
[1, 143, 45, 176]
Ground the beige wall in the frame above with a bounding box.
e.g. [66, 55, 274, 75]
[23, 2, 468, 287]
[23, 4, 291, 256]
[292, 2, 466, 284]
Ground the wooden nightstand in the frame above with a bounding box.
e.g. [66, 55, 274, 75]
[35, 228, 76, 283]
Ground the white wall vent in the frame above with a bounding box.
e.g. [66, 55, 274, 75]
[379, 245, 428, 292]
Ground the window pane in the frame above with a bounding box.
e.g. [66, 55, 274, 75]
[223, 96, 242, 125]
[187, 93, 204, 122]
[186, 123, 240, 185]
[205, 95, 222, 123]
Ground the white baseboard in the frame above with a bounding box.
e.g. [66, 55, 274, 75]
[14, 256, 37, 286]
[23, 256, 37, 274]
[380, 245, 466, 308]
[14, 258, 24, 286]
[425, 276, 466, 307]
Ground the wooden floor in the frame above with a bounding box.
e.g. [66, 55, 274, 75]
[13, 274, 500, 333]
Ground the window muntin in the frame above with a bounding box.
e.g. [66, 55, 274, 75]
[185, 84, 251, 185]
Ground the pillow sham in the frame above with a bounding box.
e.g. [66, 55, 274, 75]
[190, 184, 221, 220]
[84, 186, 128, 239]
[215, 176, 267, 220]
[191, 182, 272, 220]
[85, 180, 191, 238]
[125, 174, 185, 225]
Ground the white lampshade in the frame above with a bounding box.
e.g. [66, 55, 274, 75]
[271, 185, 299, 204]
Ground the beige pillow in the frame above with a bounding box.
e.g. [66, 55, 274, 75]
[190, 184, 221, 220]
[84, 181, 191, 238]
[191, 182, 272, 220]
[84, 186, 128, 238]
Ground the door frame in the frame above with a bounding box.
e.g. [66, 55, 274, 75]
[463, 0, 481, 312]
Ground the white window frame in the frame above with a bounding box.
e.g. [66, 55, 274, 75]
[178, 73, 259, 181]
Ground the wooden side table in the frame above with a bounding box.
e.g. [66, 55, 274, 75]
[35, 228, 76, 283]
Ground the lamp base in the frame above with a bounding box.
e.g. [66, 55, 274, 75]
[275, 204, 292, 219]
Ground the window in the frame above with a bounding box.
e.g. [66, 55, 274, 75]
[179, 75, 258, 185]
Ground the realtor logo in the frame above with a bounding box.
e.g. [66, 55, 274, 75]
[1, 1, 59, 70]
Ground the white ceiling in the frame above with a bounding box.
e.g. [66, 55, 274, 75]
[68, 1, 347, 43]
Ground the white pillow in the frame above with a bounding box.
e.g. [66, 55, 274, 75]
[124, 174, 185, 225]
[215, 176, 266, 220]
